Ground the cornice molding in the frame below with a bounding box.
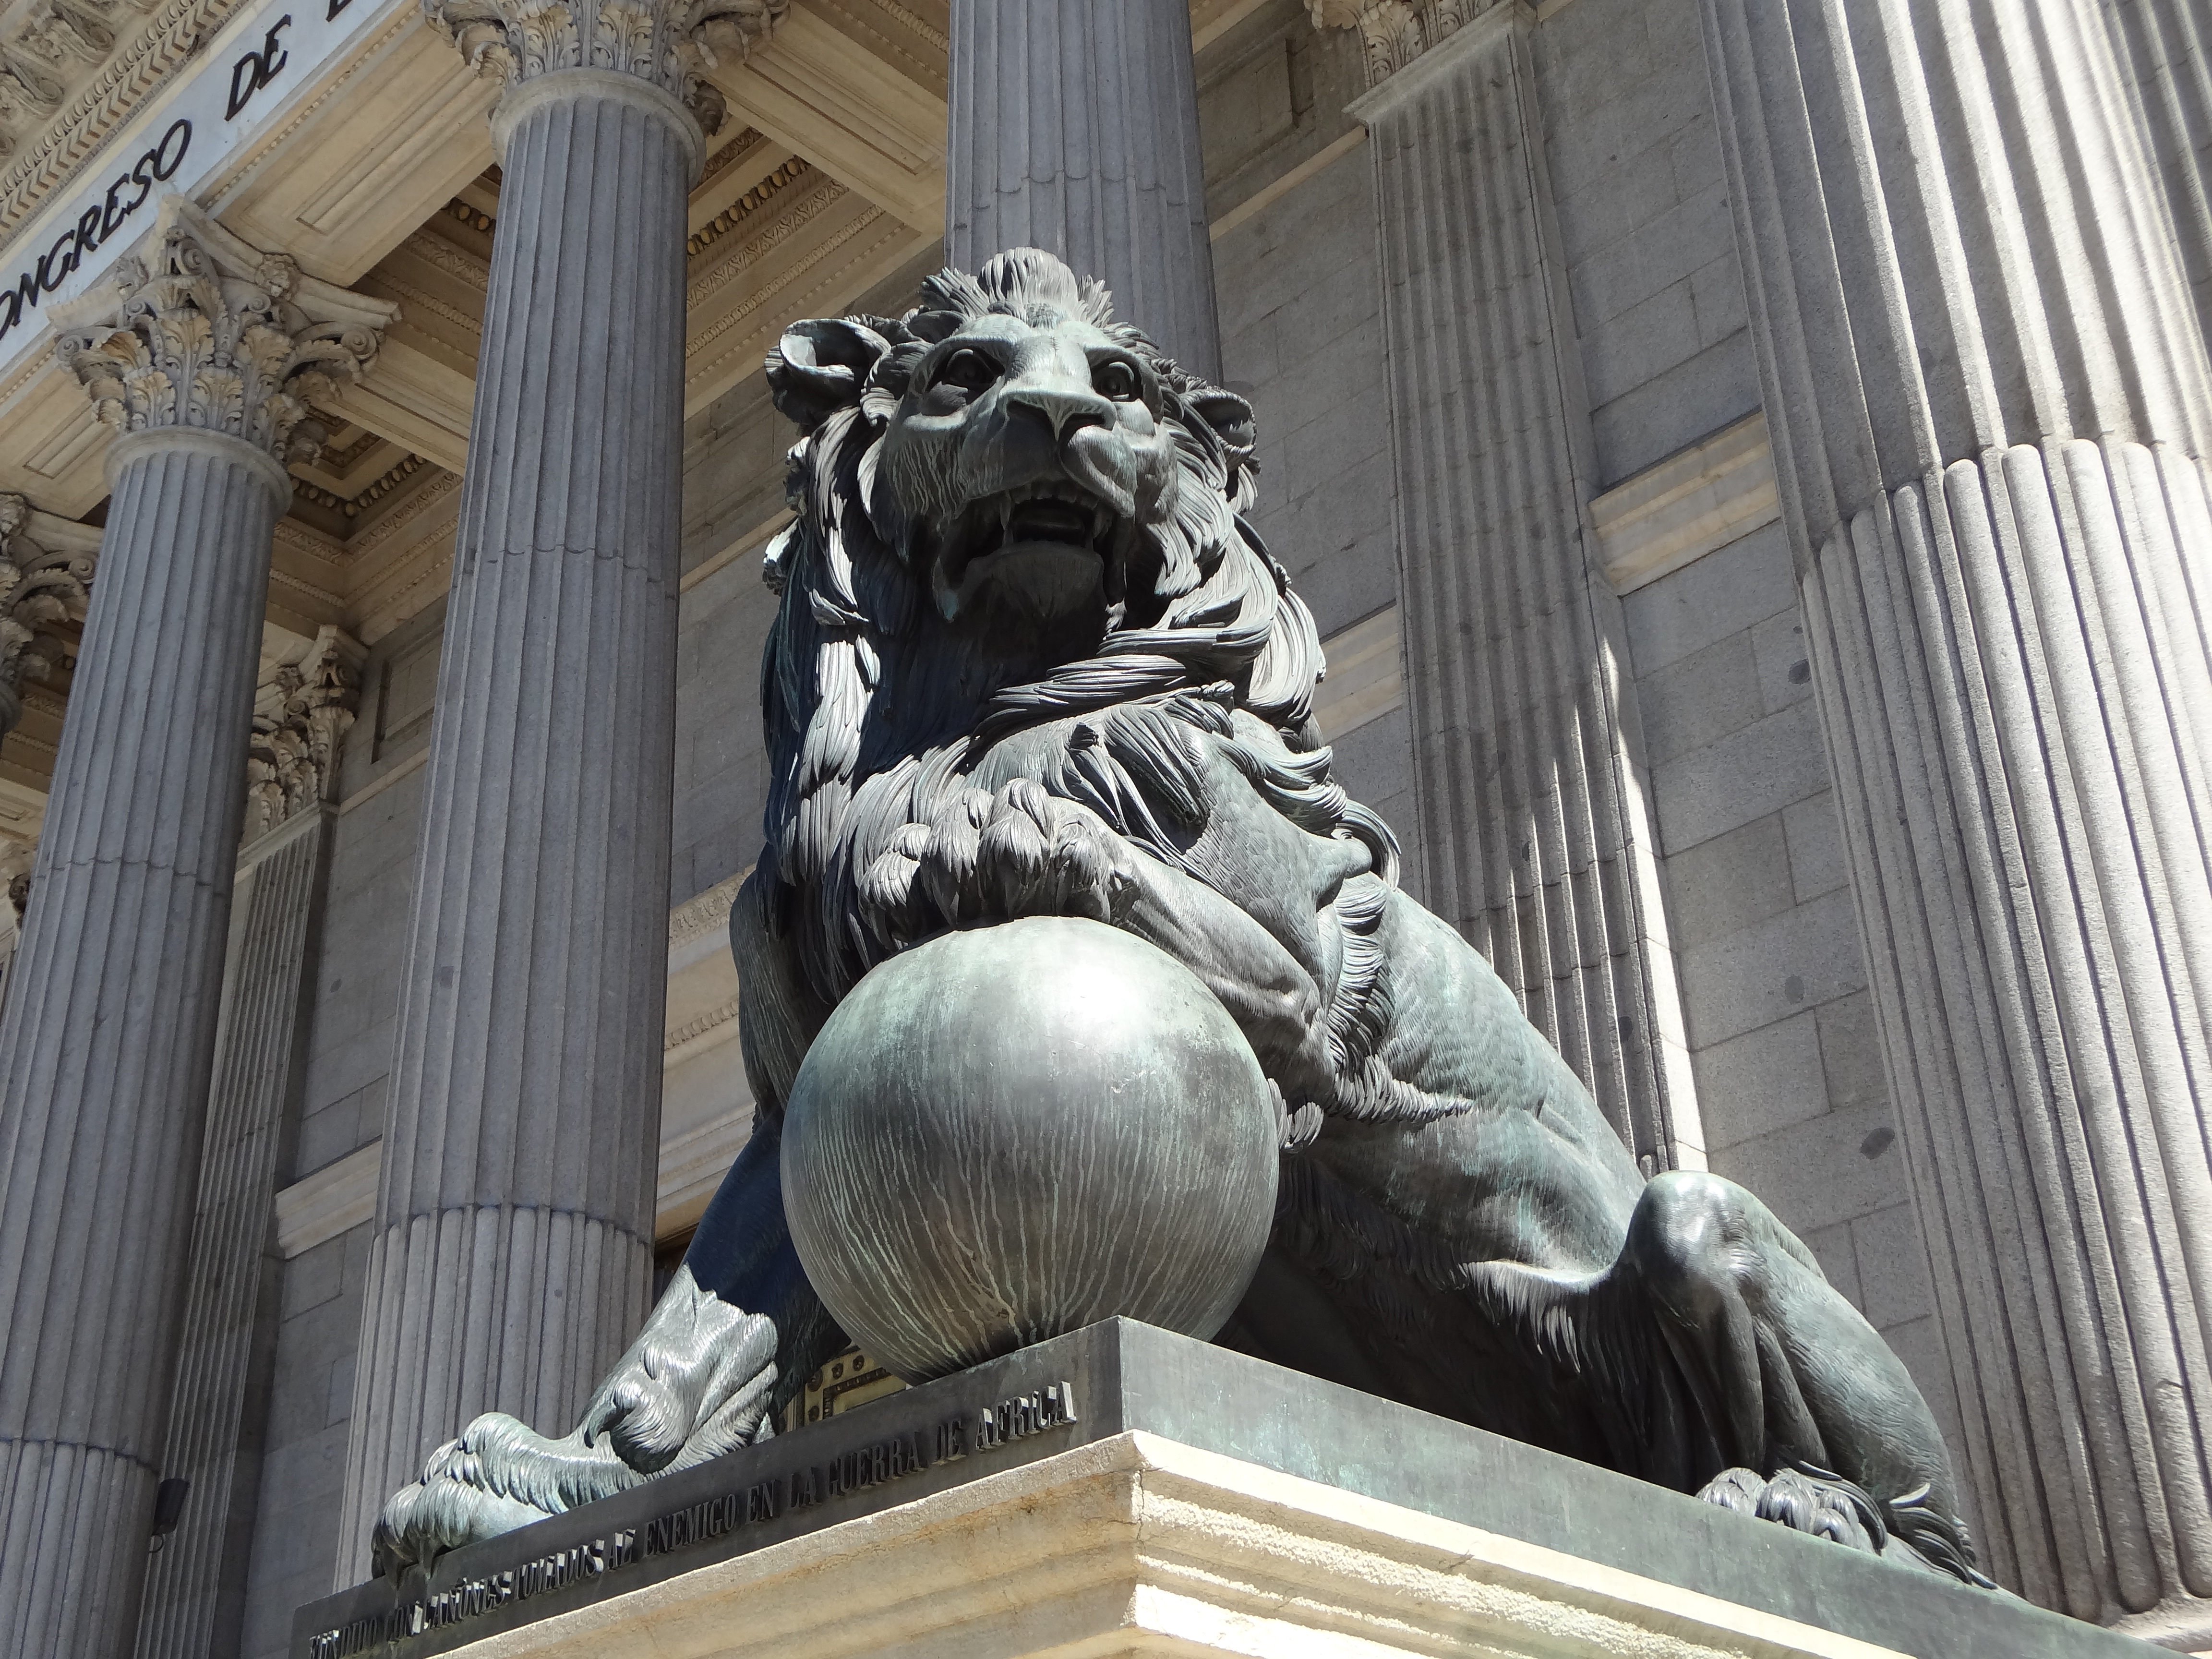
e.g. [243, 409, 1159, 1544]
[687, 154, 805, 258]
[342, 457, 458, 560]
[668, 868, 745, 949]
[684, 173, 842, 308]
[397, 227, 490, 286]
[292, 449, 425, 516]
[684, 207, 915, 412]
[272, 513, 348, 564]
[209, 0, 425, 210]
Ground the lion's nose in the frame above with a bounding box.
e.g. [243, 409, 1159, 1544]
[1001, 383, 1114, 447]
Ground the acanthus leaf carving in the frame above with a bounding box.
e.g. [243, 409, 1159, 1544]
[242, 624, 363, 841]
[50, 197, 396, 464]
[1309, 0, 1489, 88]
[20, 1, 113, 68]
[421, 0, 785, 125]
[0, 491, 93, 729]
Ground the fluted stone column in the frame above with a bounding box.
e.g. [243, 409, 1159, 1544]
[1697, 0, 2212, 1637]
[0, 200, 386, 1659]
[337, 0, 754, 1575]
[1340, 4, 1700, 1170]
[2104, 0, 2212, 352]
[948, 0, 1221, 378]
[135, 631, 361, 1659]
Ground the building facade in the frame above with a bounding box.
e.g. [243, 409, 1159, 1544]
[0, 0, 2203, 1655]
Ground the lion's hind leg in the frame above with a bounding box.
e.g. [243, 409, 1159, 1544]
[1609, 1171, 1982, 1580]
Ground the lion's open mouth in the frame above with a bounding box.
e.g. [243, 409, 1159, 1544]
[934, 481, 1125, 620]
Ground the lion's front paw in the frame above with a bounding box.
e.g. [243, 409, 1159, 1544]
[919, 779, 1139, 925]
[1698, 1465, 1883, 1553]
[371, 1415, 634, 1582]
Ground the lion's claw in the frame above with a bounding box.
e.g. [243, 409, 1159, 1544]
[369, 1268, 780, 1585]
[371, 1416, 635, 1582]
[918, 780, 1135, 926]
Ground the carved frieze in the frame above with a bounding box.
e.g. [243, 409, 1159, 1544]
[242, 625, 363, 840]
[19, 1, 115, 71]
[50, 197, 394, 463]
[0, 492, 90, 720]
[422, 0, 787, 123]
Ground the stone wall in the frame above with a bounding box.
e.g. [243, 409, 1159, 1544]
[1534, 0, 1759, 488]
[1208, 4, 1421, 890]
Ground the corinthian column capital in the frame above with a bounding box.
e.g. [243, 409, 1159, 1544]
[49, 198, 397, 470]
[1309, 0, 1501, 89]
[425, 0, 784, 130]
[243, 625, 364, 843]
[0, 493, 91, 716]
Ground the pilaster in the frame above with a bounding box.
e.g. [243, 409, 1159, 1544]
[946, 0, 1222, 379]
[1698, 0, 2212, 1635]
[0, 201, 386, 1659]
[1344, 3, 1701, 1170]
[134, 629, 362, 1659]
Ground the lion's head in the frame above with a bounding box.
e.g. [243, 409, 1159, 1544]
[759, 249, 1330, 1001]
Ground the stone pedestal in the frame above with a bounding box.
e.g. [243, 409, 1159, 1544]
[297, 1321, 2152, 1659]
[0, 199, 386, 1659]
[946, 0, 1222, 378]
[337, 16, 717, 1572]
[1346, 7, 1699, 1170]
[1697, 0, 2212, 1637]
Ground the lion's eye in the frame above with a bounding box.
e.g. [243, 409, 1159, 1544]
[934, 349, 998, 396]
[1093, 360, 1141, 401]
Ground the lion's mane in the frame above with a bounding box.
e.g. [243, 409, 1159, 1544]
[756, 251, 1386, 1011]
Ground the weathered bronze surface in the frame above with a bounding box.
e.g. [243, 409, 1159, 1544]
[370, 251, 1988, 1592]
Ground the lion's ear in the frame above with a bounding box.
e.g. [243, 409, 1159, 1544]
[768, 319, 893, 431]
[1186, 387, 1256, 454]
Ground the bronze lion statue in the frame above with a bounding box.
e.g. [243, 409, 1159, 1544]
[374, 250, 1988, 1587]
